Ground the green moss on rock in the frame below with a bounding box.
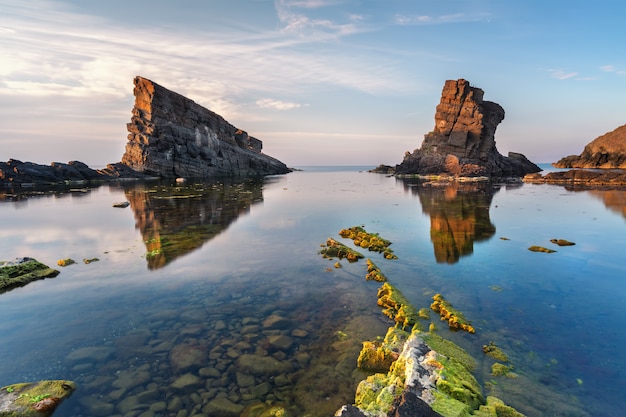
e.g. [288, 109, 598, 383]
[376, 283, 419, 330]
[0, 258, 60, 294]
[482, 342, 509, 362]
[0, 380, 76, 417]
[319, 237, 364, 262]
[421, 332, 477, 372]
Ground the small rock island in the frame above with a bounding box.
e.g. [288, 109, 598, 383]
[394, 79, 541, 179]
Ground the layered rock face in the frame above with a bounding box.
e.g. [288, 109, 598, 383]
[554, 124, 626, 168]
[395, 79, 540, 177]
[122, 76, 290, 178]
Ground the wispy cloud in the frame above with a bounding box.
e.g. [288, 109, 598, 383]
[256, 98, 307, 110]
[601, 65, 626, 75]
[549, 69, 579, 80]
[274, 0, 364, 38]
[393, 12, 490, 26]
[0, 0, 401, 118]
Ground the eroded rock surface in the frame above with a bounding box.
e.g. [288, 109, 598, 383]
[395, 79, 540, 178]
[122, 76, 290, 178]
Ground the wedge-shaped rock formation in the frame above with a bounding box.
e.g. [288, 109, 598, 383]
[122, 76, 290, 178]
[395, 79, 540, 178]
[554, 124, 626, 168]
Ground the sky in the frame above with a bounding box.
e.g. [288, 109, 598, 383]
[1, 0, 625, 168]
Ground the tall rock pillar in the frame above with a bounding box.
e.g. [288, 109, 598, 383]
[395, 79, 540, 177]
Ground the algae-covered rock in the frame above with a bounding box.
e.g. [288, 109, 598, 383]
[376, 283, 419, 330]
[550, 238, 575, 246]
[0, 258, 60, 294]
[482, 342, 509, 362]
[338, 226, 398, 259]
[527, 246, 556, 253]
[320, 237, 364, 262]
[56, 258, 76, 267]
[490, 363, 516, 377]
[430, 294, 475, 333]
[357, 327, 408, 372]
[472, 396, 525, 417]
[422, 332, 476, 372]
[0, 380, 76, 417]
[365, 259, 387, 282]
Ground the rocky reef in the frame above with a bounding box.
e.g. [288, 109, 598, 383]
[395, 79, 540, 179]
[554, 124, 626, 168]
[122, 76, 290, 178]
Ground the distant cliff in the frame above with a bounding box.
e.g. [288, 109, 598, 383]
[122, 76, 290, 178]
[395, 79, 540, 178]
[554, 124, 626, 168]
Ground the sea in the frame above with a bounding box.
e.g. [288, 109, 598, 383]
[1, 164, 624, 417]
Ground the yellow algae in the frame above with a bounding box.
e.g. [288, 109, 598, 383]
[365, 258, 388, 282]
[430, 293, 475, 333]
[338, 226, 398, 259]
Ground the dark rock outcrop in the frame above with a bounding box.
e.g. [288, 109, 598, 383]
[0, 160, 149, 186]
[395, 79, 540, 178]
[554, 124, 626, 168]
[122, 76, 290, 178]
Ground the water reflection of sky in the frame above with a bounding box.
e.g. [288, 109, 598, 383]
[1, 171, 626, 417]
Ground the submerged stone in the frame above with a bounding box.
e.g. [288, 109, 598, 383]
[236, 354, 292, 376]
[482, 342, 509, 363]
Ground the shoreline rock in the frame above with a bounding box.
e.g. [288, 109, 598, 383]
[523, 169, 626, 187]
[0, 160, 155, 187]
[554, 124, 626, 169]
[395, 79, 541, 179]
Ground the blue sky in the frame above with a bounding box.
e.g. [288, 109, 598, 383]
[1, 0, 625, 167]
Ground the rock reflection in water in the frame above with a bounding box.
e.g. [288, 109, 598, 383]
[401, 181, 497, 263]
[587, 189, 626, 219]
[124, 179, 264, 269]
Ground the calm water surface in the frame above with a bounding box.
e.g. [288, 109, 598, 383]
[1, 166, 625, 417]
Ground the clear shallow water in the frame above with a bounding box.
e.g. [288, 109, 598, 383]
[0, 167, 625, 417]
